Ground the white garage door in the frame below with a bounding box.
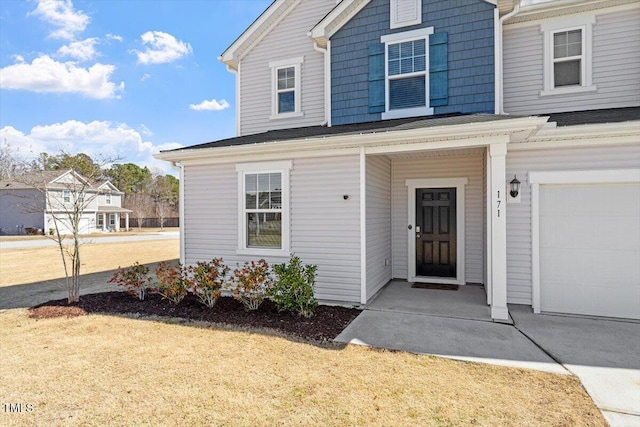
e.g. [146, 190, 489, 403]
[540, 183, 640, 319]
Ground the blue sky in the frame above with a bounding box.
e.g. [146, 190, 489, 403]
[0, 0, 273, 174]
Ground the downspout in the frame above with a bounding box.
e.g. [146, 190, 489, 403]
[170, 161, 185, 265]
[312, 39, 330, 126]
[496, 3, 520, 115]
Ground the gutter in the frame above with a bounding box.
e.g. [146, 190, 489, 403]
[311, 38, 330, 126]
[496, 3, 521, 115]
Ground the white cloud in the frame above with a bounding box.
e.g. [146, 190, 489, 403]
[140, 124, 153, 137]
[0, 55, 124, 99]
[189, 98, 230, 111]
[57, 38, 98, 61]
[12, 55, 25, 63]
[0, 121, 183, 174]
[29, 0, 89, 40]
[140, 73, 151, 82]
[106, 33, 123, 42]
[134, 31, 192, 65]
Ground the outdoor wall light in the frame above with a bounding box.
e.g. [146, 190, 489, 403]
[510, 176, 521, 198]
[343, 195, 349, 200]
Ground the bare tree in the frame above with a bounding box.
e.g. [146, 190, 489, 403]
[125, 190, 152, 230]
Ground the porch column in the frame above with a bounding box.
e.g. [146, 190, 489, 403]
[115, 214, 120, 232]
[489, 143, 509, 321]
[125, 213, 129, 231]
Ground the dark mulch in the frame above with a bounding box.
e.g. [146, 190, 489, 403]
[29, 292, 362, 342]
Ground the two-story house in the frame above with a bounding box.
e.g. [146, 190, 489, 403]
[0, 170, 132, 235]
[156, 0, 639, 321]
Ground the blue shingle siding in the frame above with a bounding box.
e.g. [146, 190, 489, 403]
[330, 0, 495, 125]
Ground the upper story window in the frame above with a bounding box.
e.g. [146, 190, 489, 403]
[236, 161, 292, 257]
[390, 0, 422, 29]
[541, 15, 596, 96]
[380, 27, 435, 120]
[105, 193, 111, 205]
[269, 57, 303, 120]
[62, 190, 70, 203]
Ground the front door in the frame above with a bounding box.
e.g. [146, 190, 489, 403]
[415, 188, 457, 277]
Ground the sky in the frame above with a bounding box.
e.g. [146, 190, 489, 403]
[0, 0, 273, 174]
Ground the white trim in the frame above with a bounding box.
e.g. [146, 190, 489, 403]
[405, 177, 468, 285]
[359, 146, 367, 304]
[269, 57, 304, 118]
[232, 65, 241, 136]
[236, 160, 292, 257]
[327, 40, 332, 126]
[390, 0, 422, 30]
[488, 142, 508, 320]
[485, 150, 492, 305]
[528, 168, 640, 313]
[541, 14, 596, 95]
[380, 27, 433, 43]
[310, 0, 371, 45]
[179, 163, 185, 264]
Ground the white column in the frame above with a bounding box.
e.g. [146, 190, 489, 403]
[115, 214, 120, 232]
[489, 143, 509, 321]
[125, 213, 129, 231]
[359, 146, 367, 305]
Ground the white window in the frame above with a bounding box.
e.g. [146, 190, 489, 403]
[62, 190, 70, 203]
[269, 57, 303, 119]
[105, 193, 111, 205]
[109, 214, 116, 226]
[97, 214, 104, 227]
[541, 15, 596, 96]
[381, 27, 434, 120]
[390, 0, 421, 29]
[236, 161, 292, 256]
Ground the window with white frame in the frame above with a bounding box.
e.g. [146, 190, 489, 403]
[105, 193, 111, 205]
[541, 15, 596, 96]
[62, 190, 71, 202]
[236, 161, 291, 255]
[269, 57, 303, 119]
[390, 0, 421, 29]
[381, 27, 434, 119]
[109, 214, 116, 226]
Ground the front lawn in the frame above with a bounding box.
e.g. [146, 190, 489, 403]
[0, 309, 605, 426]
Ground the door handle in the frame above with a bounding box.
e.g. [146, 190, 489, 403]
[416, 233, 421, 239]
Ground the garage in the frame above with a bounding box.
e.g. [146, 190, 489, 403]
[538, 182, 640, 319]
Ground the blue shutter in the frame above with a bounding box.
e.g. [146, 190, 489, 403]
[368, 44, 385, 114]
[429, 32, 448, 107]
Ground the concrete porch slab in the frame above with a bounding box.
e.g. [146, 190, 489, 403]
[368, 280, 494, 322]
[335, 309, 567, 374]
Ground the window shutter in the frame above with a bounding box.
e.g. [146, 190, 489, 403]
[429, 32, 448, 107]
[368, 44, 385, 114]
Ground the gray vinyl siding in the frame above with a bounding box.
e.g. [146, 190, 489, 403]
[503, 7, 640, 115]
[182, 154, 362, 304]
[366, 156, 392, 300]
[330, 0, 495, 126]
[238, 0, 334, 136]
[0, 189, 44, 232]
[390, 151, 485, 283]
[505, 144, 640, 305]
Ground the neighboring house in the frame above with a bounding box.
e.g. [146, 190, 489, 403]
[156, 0, 640, 321]
[0, 170, 132, 235]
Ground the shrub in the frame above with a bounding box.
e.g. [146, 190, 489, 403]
[155, 261, 189, 304]
[191, 258, 229, 308]
[270, 254, 318, 317]
[108, 261, 151, 300]
[230, 259, 272, 310]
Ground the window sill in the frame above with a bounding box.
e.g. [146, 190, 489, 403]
[236, 248, 290, 258]
[382, 106, 434, 120]
[269, 111, 304, 120]
[540, 85, 597, 97]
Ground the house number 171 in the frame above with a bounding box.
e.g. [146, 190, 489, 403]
[496, 191, 501, 217]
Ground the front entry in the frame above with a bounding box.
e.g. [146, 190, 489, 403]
[415, 188, 457, 278]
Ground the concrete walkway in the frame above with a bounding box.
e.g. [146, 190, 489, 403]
[0, 231, 179, 249]
[336, 280, 640, 426]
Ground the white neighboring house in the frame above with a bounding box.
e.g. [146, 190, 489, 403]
[0, 170, 132, 235]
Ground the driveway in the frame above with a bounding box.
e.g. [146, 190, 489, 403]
[335, 281, 640, 427]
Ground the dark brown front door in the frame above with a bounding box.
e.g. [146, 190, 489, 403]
[415, 188, 456, 278]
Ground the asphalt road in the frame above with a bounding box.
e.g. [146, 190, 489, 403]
[0, 232, 179, 249]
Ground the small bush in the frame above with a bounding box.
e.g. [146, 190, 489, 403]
[270, 254, 318, 317]
[108, 261, 151, 300]
[230, 259, 272, 311]
[155, 262, 189, 304]
[192, 258, 229, 308]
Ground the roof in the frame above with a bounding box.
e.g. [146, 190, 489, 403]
[163, 113, 518, 152]
[96, 206, 133, 213]
[547, 107, 640, 127]
[0, 169, 122, 193]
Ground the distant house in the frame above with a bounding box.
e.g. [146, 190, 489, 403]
[0, 170, 132, 235]
[157, 0, 640, 321]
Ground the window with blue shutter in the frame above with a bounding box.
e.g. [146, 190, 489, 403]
[373, 28, 447, 119]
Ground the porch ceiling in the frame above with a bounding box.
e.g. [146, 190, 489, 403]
[381, 147, 485, 159]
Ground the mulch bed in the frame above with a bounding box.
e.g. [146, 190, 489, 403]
[29, 292, 362, 342]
